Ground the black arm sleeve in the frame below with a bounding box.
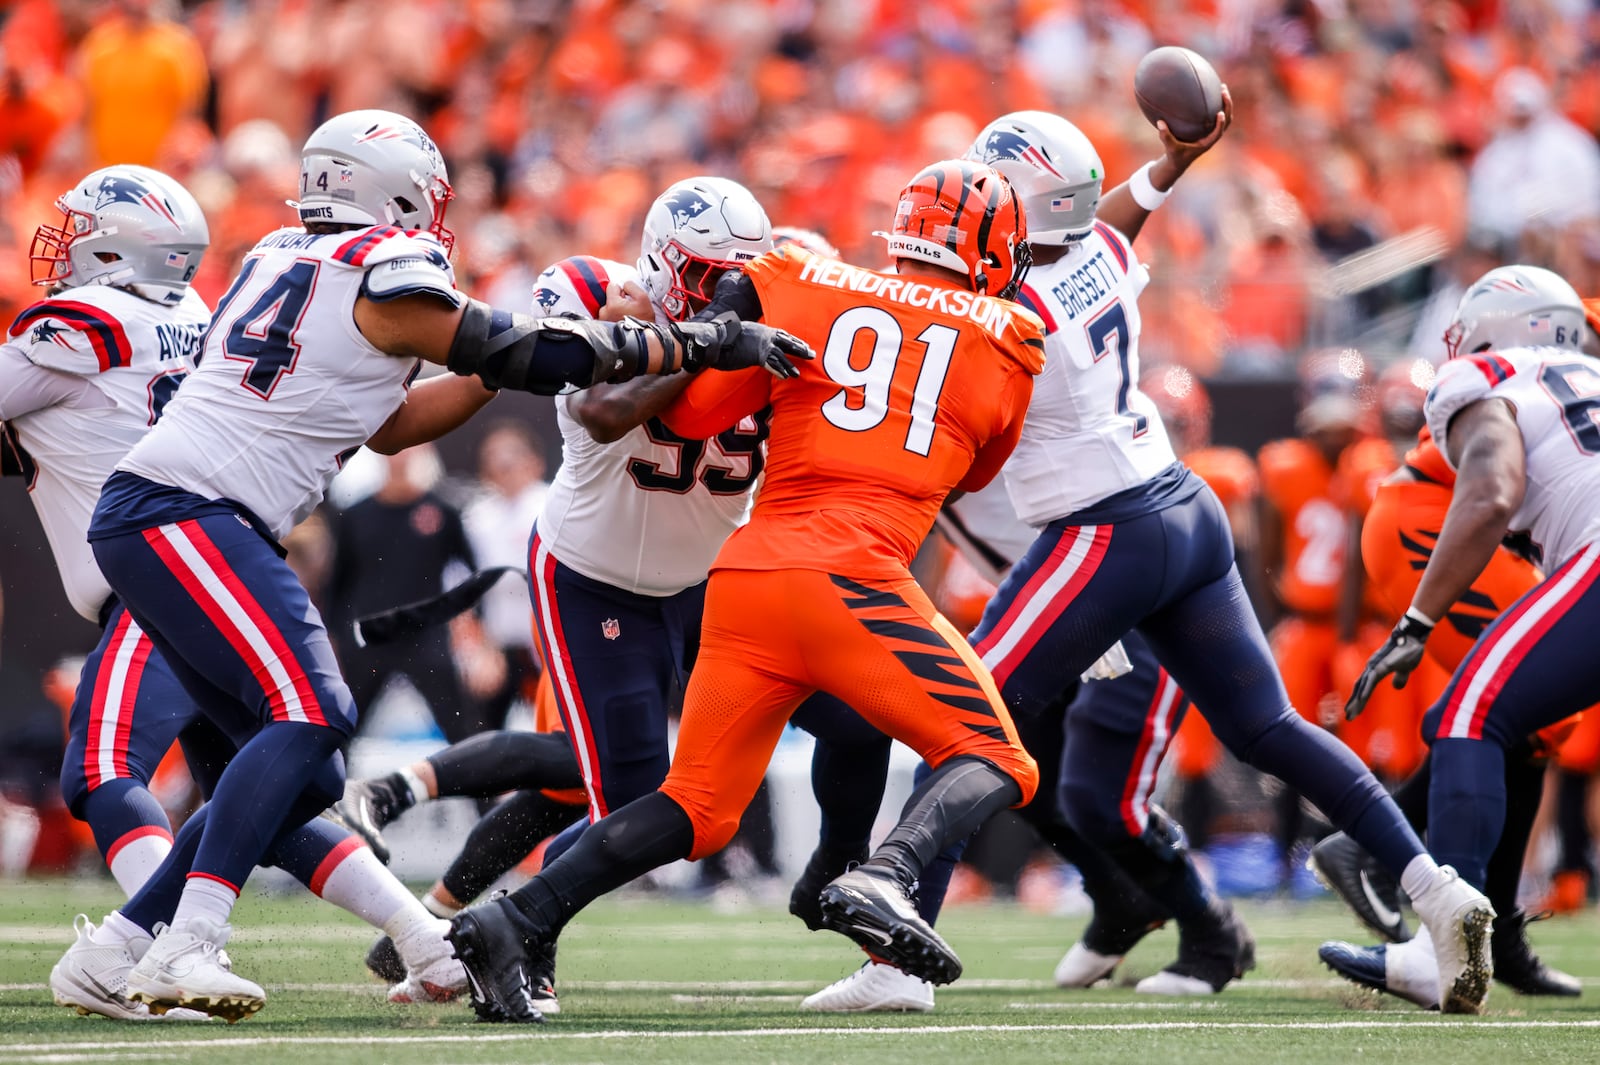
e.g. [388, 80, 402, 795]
[446, 299, 677, 395]
[695, 270, 764, 324]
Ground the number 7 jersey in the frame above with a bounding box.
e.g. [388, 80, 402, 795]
[662, 246, 1045, 578]
[1427, 347, 1600, 570]
[1001, 222, 1177, 526]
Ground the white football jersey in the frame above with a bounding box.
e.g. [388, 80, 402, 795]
[1427, 347, 1600, 570]
[1000, 221, 1177, 525]
[936, 476, 1036, 585]
[531, 257, 761, 596]
[120, 225, 453, 539]
[0, 285, 209, 620]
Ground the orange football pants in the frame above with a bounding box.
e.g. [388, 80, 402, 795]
[1362, 479, 1582, 756]
[660, 567, 1039, 859]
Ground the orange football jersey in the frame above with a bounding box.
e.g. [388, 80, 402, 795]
[1258, 438, 1350, 615]
[1338, 436, 1402, 518]
[1402, 426, 1456, 488]
[662, 247, 1044, 578]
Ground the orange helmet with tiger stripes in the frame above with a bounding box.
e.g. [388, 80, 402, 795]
[878, 159, 1031, 300]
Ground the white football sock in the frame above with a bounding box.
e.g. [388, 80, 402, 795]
[106, 830, 172, 896]
[171, 875, 239, 928]
[315, 843, 431, 942]
[89, 908, 149, 948]
[1400, 854, 1444, 901]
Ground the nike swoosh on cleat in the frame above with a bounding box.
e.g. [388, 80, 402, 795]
[1359, 870, 1402, 930]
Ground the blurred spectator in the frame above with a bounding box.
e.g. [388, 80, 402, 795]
[461, 420, 551, 731]
[76, 0, 207, 167]
[1467, 68, 1600, 246]
[325, 445, 487, 743]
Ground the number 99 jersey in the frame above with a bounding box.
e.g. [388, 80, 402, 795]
[531, 256, 769, 596]
[1427, 347, 1600, 570]
[118, 224, 457, 540]
[999, 221, 1177, 526]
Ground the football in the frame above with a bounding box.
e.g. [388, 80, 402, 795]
[1134, 46, 1225, 142]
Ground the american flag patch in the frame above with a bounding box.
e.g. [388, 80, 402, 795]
[1050, 196, 1075, 212]
[165, 251, 188, 269]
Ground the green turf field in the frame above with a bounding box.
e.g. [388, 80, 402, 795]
[5, 879, 1600, 1064]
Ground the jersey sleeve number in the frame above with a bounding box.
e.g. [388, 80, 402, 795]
[628, 409, 771, 495]
[1085, 299, 1148, 437]
[818, 306, 957, 456]
[208, 257, 320, 399]
[1539, 363, 1600, 454]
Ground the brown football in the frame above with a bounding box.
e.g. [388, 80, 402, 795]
[1134, 46, 1224, 143]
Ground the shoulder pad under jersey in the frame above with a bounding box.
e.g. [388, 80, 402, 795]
[1425, 353, 1521, 466]
[7, 291, 133, 375]
[357, 231, 462, 308]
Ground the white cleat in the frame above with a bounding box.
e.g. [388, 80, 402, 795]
[127, 917, 265, 1023]
[387, 917, 467, 1004]
[1410, 865, 1495, 1014]
[1135, 971, 1217, 995]
[50, 915, 212, 1022]
[1053, 942, 1122, 988]
[801, 961, 935, 1013]
[1383, 926, 1442, 1007]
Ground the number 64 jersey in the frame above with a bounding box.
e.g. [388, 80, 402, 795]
[117, 225, 456, 540]
[1427, 348, 1600, 571]
[530, 256, 768, 596]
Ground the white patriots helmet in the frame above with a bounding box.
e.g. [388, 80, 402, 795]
[1444, 265, 1588, 357]
[29, 164, 209, 306]
[638, 176, 772, 321]
[291, 109, 455, 252]
[966, 111, 1103, 245]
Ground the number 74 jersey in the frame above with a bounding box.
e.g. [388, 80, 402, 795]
[1001, 222, 1177, 526]
[1427, 347, 1600, 571]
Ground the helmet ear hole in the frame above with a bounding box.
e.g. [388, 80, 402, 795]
[393, 195, 417, 214]
[93, 251, 122, 263]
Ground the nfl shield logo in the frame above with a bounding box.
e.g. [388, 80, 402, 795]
[601, 618, 621, 641]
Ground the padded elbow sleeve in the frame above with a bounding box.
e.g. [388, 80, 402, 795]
[446, 300, 674, 394]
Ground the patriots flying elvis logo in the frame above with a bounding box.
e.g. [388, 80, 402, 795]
[978, 131, 1066, 180]
[30, 320, 70, 347]
[93, 175, 179, 227]
[533, 287, 562, 310]
[662, 189, 713, 227]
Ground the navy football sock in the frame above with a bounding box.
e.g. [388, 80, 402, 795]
[811, 737, 892, 855]
[122, 805, 210, 933]
[263, 814, 355, 885]
[80, 779, 172, 860]
[1427, 738, 1506, 891]
[189, 721, 345, 889]
[1237, 710, 1425, 877]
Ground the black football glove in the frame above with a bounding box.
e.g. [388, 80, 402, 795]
[1344, 610, 1434, 721]
[669, 311, 813, 379]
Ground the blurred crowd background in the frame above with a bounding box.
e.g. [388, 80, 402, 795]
[4, 0, 1600, 908]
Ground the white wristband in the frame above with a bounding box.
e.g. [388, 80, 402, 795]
[1129, 162, 1171, 212]
[1403, 606, 1436, 629]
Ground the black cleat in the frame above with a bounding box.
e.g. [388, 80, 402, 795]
[790, 846, 867, 932]
[365, 933, 406, 984]
[1080, 889, 1170, 958]
[1493, 910, 1582, 997]
[817, 866, 962, 986]
[333, 776, 413, 866]
[1310, 831, 1411, 943]
[1136, 903, 1256, 994]
[445, 899, 545, 1024]
[528, 939, 560, 1016]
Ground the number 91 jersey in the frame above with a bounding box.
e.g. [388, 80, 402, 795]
[1000, 222, 1177, 526]
[119, 225, 456, 540]
[1427, 347, 1600, 570]
[531, 257, 768, 596]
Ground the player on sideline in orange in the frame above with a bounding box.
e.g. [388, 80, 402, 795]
[444, 160, 1045, 1023]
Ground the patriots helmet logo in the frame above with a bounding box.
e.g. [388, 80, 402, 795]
[93, 174, 179, 227]
[533, 286, 562, 310]
[661, 189, 713, 228]
[979, 130, 1034, 164]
